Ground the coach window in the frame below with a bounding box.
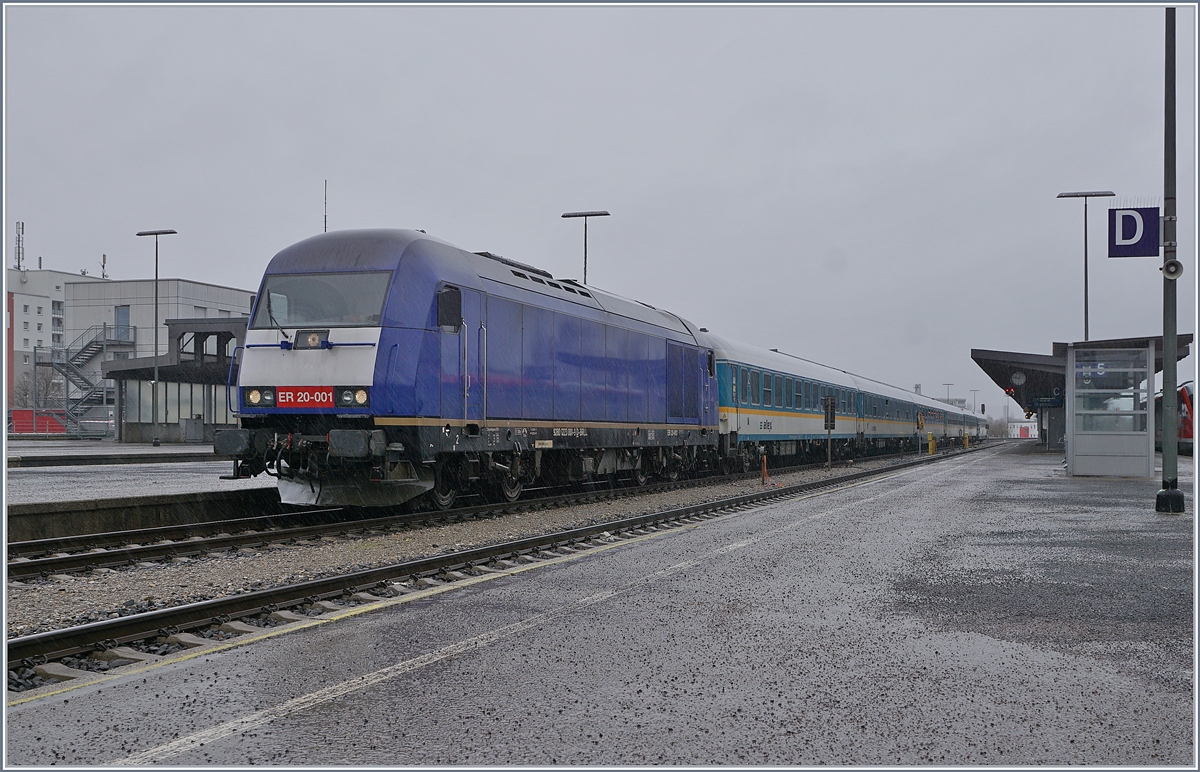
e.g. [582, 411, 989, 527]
[741, 368, 750, 404]
[785, 377, 793, 409]
[731, 365, 739, 402]
[793, 379, 801, 410]
[762, 373, 772, 406]
[750, 370, 760, 405]
[774, 374, 783, 407]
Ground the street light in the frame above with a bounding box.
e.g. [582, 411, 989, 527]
[970, 389, 979, 412]
[136, 229, 177, 446]
[943, 383, 953, 404]
[1057, 190, 1115, 341]
[561, 211, 609, 284]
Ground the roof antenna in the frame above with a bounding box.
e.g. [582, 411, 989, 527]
[14, 221, 23, 270]
[101, 253, 108, 279]
[324, 180, 327, 233]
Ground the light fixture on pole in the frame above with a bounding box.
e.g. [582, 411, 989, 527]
[1056, 190, 1115, 342]
[136, 229, 177, 447]
[970, 389, 979, 412]
[561, 210, 609, 284]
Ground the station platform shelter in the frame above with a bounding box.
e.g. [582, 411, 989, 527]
[102, 317, 245, 443]
[972, 334, 1192, 451]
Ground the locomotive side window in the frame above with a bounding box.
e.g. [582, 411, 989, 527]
[437, 286, 462, 331]
[750, 370, 760, 405]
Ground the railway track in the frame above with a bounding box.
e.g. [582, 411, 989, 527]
[7, 444, 991, 668]
[7, 449, 941, 578]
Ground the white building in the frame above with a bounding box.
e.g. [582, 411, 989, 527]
[7, 268, 108, 405]
[7, 268, 255, 433]
[1008, 420, 1039, 439]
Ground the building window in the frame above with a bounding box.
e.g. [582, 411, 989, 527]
[22, 321, 28, 330]
[22, 355, 29, 364]
[22, 304, 29, 313]
[36, 323, 42, 331]
[36, 339, 43, 346]
[52, 301, 63, 315]
[23, 338, 29, 347]
[36, 306, 43, 315]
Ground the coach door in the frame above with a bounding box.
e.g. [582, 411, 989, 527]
[438, 286, 484, 423]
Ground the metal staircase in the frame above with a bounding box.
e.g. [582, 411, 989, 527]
[37, 324, 136, 436]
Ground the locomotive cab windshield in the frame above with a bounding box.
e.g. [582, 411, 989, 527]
[250, 271, 391, 328]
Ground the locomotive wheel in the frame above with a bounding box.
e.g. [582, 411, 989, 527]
[663, 463, 680, 483]
[633, 463, 648, 486]
[430, 464, 458, 510]
[497, 474, 523, 503]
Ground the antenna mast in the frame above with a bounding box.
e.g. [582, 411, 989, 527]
[14, 222, 24, 269]
[324, 180, 327, 233]
[101, 253, 108, 279]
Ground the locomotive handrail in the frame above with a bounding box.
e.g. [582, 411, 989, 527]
[243, 341, 375, 349]
[226, 345, 242, 416]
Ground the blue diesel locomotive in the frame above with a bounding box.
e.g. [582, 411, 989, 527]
[216, 229, 984, 507]
[217, 230, 718, 507]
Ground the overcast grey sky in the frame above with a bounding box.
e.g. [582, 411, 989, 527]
[4, 3, 1196, 417]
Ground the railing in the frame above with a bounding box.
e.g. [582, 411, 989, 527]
[65, 323, 137, 361]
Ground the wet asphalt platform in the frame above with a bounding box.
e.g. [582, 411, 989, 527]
[5, 442, 1193, 765]
[4, 439, 272, 505]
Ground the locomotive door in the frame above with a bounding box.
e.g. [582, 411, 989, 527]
[439, 287, 484, 422]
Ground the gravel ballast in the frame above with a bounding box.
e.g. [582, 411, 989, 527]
[6, 455, 921, 639]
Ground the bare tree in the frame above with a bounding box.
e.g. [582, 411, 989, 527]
[9, 368, 64, 409]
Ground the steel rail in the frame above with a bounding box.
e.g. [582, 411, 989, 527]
[7, 445, 988, 664]
[8, 451, 915, 567]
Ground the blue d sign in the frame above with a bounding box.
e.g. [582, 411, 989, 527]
[1108, 207, 1160, 257]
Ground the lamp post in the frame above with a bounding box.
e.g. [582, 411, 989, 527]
[136, 229, 177, 446]
[1056, 190, 1115, 341]
[561, 211, 609, 284]
[970, 389, 979, 412]
[943, 383, 953, 404]
[1157, 7, 1184, 513]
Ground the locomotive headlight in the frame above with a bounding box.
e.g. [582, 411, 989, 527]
[340, 388, 354, 405]
[306, 332, 321, 348]
[262, 389, 275, 404]
[248, 389, 262, 405]
[354, 389, 368, 405]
